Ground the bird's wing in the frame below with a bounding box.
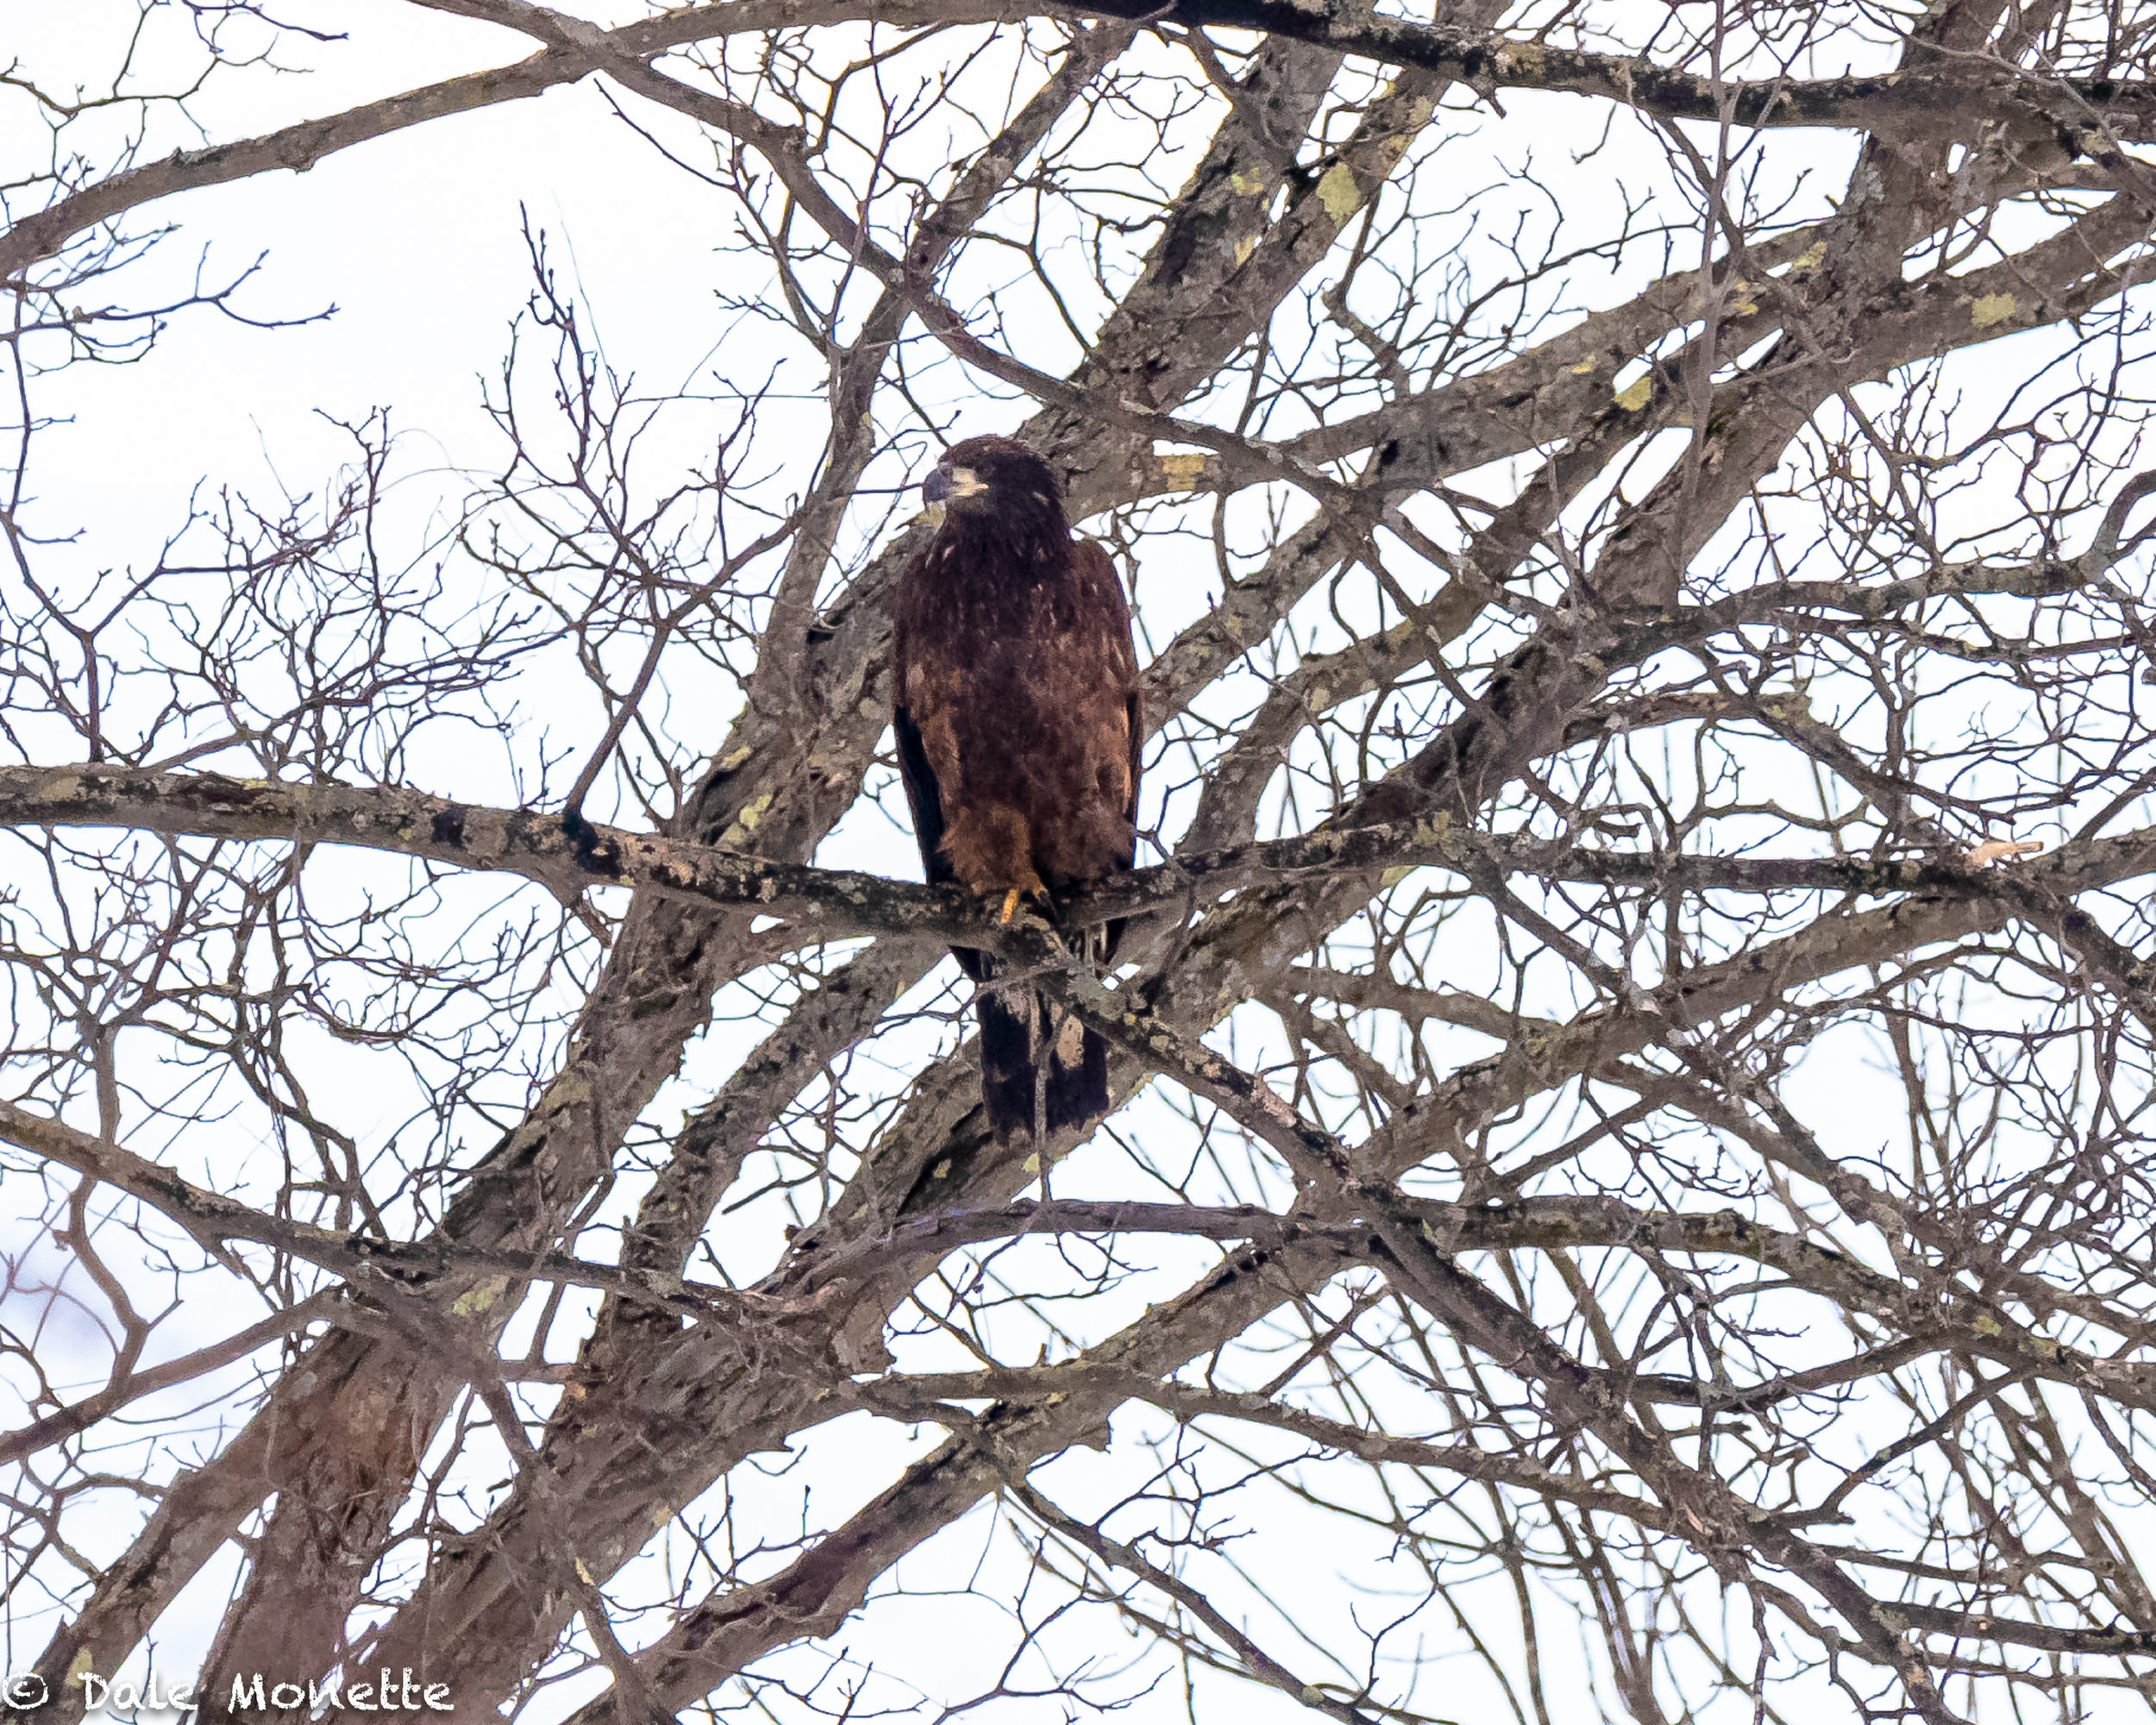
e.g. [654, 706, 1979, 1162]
[892, 556, 956, 890]
[1124, 683, 1142, 864]
[893, 703, 954, 888]
[1074, 539, 1143, 868]
[896, 555, 994, 982]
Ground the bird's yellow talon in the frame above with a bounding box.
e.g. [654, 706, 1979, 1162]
[999, 888, 1022, 925]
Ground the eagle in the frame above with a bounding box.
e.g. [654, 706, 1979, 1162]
[892, 435, 1142, 1145]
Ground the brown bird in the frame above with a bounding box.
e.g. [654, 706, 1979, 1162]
[892, 436, 1142, 1144]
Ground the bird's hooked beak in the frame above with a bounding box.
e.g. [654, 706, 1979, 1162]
[922, 460, 987, 530]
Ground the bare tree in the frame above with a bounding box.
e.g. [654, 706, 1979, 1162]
[8, 1, 2156, 1722]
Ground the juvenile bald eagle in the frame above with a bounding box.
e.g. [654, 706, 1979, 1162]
[893, 436, 1141, 1145]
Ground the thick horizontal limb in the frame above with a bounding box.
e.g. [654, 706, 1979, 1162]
[3, 765, 2148, 941]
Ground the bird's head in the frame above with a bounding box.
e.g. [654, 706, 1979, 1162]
[921, 436, 1064, 534]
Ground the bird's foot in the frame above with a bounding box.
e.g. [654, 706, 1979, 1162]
[993, 883, 1051, 926]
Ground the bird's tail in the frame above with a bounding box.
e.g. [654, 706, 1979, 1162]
[974, 967, 1109, 1145]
